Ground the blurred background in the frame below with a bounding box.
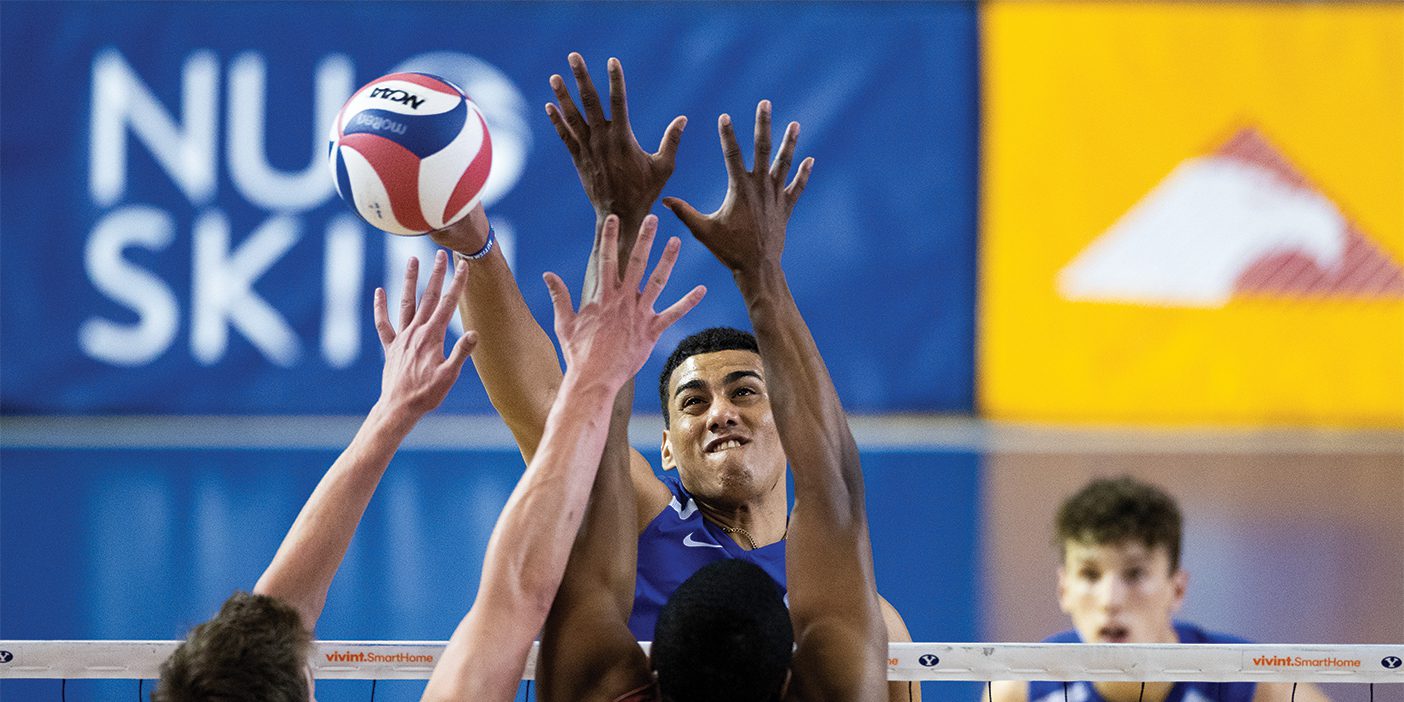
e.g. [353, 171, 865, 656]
[2, 1, 1400, 700]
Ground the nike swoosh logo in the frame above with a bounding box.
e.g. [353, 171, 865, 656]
[682, 532, 723, 548]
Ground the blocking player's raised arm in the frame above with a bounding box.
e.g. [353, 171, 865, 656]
[253, 251, 476, 630]
[422, 216, 703, 702]
[665, 101, 887, 702]
[537, 380, 654, 702]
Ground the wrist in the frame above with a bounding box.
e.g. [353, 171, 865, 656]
[558, 366, 622, 409]
[733, 258, 785, 294]
[365, 398, 421, 437]
[595, 207, 649, 229]
[452, 226, 496, 264]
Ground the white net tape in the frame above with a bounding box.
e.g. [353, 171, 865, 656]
[2, 641, 1401, 683]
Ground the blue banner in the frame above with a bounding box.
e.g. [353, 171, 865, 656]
[0, 1, 978, 414]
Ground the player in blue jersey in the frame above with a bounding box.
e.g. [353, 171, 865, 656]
[430, 52, 917, 702]
[536, 90, 888, 702]
[987, 476, 1330, 702]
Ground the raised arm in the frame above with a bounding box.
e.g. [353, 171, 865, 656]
[253, 251, 475, 631]
[536, 379, 654, 702]
[422, 216, 704, 702]
[666, 101, 887, 702]
[431, 54, 686, 531]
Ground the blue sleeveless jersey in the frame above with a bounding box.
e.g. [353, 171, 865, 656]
[1028, 622, 1256, 702]
[628, 474, 787, 640]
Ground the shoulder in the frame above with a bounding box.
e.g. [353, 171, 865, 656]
[1041, 629, 1082, 643]
[611, 681, 661, 702]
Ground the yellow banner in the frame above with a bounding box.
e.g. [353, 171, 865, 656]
[980, 2, 1404, 427]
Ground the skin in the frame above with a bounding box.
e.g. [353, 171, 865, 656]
[987, 540, 1331, 702]
[422, 216, 703, 702]
[660, 349, 788, 543]
[248, 250, 476, 701]
[538, 93, 888, 702]
[431, 54, 917, 700]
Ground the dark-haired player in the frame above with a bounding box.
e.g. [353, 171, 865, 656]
[430, 53, 916, 701]
[536, 94, 887, 701]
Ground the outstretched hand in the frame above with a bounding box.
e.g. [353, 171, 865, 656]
[543, 215, 705, 387]
[663, 100, 813, 275]
[547, 53, 686, 228]
[373, 250, 478, 417]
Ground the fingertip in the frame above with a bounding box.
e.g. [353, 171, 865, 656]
[719, 114, 731, 127]
[609, 56, 620, 70]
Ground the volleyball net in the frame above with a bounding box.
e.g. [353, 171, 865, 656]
[2, 641, 1401, 683]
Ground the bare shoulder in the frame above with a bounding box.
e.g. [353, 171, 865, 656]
[1253, 682, 1331, 702]
[986, 680, 1028, 702]
[629, 449, 671, 532]
[878, 595, 912, 642]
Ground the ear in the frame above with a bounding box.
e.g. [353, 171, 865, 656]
[1056, 565, 1072, 615]
[660, 429, 678, 471]
[1169, 568, 1189, 614]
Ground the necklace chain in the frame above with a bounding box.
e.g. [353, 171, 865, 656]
[718, 524, 759, 550]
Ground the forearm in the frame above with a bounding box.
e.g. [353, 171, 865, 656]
[473, 368, 617, 619]
[253, 401, 416, 629]
[455, 246, 564, 462]
[429, 369, 619, 701]
[556, 380, 639, 613]
[735, 264, 862, 497]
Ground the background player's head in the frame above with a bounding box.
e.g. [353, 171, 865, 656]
[657, 327, 787, 505]
[650, 559, 794, 702]
[156, 591, 313, 702]
[1054, 475, 1188, 644]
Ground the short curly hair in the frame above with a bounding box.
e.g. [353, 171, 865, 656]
[652, 559, 793, 702]
[155, 591, 312, 702]
[658, 327, 759, 428]
[1055, 476, 1183, 570]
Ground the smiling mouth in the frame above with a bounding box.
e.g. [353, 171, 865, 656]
[706, 438, 747, 453]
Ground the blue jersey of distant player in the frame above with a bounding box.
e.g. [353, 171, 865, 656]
[1029, 622, 1256, 702]
[629, 474, 787, 640]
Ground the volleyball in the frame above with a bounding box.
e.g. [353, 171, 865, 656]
[328, 72, 492, 236]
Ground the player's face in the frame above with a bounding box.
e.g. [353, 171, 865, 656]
[661, 350, 786, 505]
[1057, 539, 1187, 644]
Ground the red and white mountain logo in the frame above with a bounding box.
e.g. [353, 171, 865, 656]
[1058, 128, 1404, 306]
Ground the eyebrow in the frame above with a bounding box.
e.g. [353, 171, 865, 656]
[672, 370, 764, 399]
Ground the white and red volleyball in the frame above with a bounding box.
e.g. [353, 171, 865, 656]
[328, 72, 492, 236]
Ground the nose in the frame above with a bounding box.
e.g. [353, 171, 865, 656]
[1098, 575, 1128, 610]
[706, 398, 740, 432]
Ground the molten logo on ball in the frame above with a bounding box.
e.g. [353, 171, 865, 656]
[328, 72, 493, 236]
